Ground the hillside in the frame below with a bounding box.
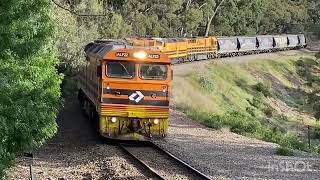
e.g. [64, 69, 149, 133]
[172, 50, 320, 154]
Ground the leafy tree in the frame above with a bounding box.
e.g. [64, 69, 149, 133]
[202, 0, 227, 36]
[52, 2, 100, 71]
[99, 13, 132, 38]
[0, 0, 62, 178]
[307, 0, 320, 38]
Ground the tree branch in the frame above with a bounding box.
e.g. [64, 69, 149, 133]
[204, 0, 227, 36]
[51, 0, 109, 17]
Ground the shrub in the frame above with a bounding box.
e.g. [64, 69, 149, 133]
[188, 109, 223, 129]
[276, 146, 294, 156]
[249, 94, 264, 109]
[224, 111, 262, 134]
[295, 59, 305, 67]
[253, 82, 272, 97]
[246, 106, 257, 117]
[235, 78, 248, 89]
[279, 114, 290, 122]
[61, 75, 78, 98]
[197, 74, 214, 92]
[263, 106, 273, 117]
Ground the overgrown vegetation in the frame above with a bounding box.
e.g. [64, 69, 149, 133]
[177, 54, 320, 155]
[0, 0, 62, 178]
[276, 146, 294, 156]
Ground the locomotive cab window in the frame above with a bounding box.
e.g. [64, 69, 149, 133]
[139, 64, 167, 80]
[106, 61, 135, 79]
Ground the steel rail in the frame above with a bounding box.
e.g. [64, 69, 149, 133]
[119, 143, 165, 180]
[148, 141, 212, 180]
[119, 141, 211, 180]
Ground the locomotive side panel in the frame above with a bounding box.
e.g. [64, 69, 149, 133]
[187, 37, 218, 60]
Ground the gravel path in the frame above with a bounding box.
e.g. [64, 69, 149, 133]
[154, 109, 320, 179]
[6, 98, 148, 180]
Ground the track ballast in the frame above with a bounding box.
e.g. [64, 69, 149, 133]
[119, 141, 211, 180]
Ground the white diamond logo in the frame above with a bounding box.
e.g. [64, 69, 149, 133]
[128, 91, 144, 103]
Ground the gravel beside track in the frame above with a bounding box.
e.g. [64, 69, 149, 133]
[6, 98, 148, 180]
[154, 109, 320, 179]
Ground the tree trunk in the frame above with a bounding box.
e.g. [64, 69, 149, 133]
[204, 0, 226, 36]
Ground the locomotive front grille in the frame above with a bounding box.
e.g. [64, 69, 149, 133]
[100, 104, 169, 118]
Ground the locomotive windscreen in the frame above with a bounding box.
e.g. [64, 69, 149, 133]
[106, 61, 135, 79]
[140, 64, 168, 80]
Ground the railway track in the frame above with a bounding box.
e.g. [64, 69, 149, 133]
[119, 141, 211, 180]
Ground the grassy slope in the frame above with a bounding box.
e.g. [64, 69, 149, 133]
[173, 52, 320, 154]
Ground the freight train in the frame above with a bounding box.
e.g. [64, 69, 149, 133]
[127, 34, 307, 64]
[78, 40, 172, 140]
[79, 34, 306, 140]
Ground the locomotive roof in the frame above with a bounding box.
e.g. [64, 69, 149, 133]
[84, 40, 158, 59]
[153, 38, 188, 42]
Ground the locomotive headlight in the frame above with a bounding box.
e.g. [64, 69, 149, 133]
[162, 85, 167, 93]
[133, 51, 147, 59]
[153, 118, 159, 125]
[111, 117, 117, 123]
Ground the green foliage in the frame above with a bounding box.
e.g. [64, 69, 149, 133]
[52, 3, 100, 71]
[278, 114, 290, 122]
[295, 58, 320, 121]
[246, 106, 257, 117]
[53, 0, 315, 62]
[100, 14, 132, 38]
[296, 58, 320, 87]
[0, 0, 62, 177]
[235, 78, 248, 89]
[250, 95, 264, 109]
[61, 75, 78, 98]
[253, 82, 272, 97]
[276, 146, 294, 156]
[196, 74, 215, 92]
[263, 106, 274, 117]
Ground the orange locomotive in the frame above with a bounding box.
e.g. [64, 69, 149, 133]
[78, 40, 172, 140]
